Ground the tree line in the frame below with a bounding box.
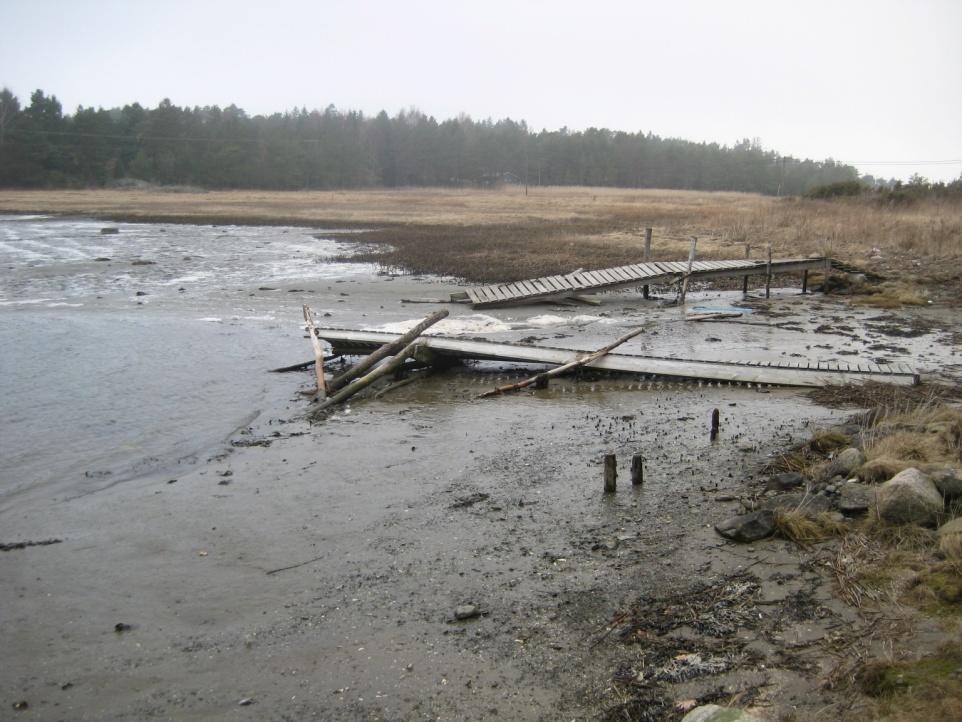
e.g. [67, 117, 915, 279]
[0, 88, 860, 195]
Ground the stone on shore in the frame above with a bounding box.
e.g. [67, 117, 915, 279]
[682, 704, 765, 722]
[876, 468, 943, 526]
[715, 510, 775, 543]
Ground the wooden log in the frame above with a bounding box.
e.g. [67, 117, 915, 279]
[765, 244, 773, 299]
[643, 227, 652, 299]
[329, 309, 448, 392]
[477, 326, 645, 398]
[604, 454, 617, 493]
[710, 408, 720, 441]
[303, 305, 327, 398]
[630, 453, 644, 485]
[313, 339, 422, 413]
[270, 354, 343, 373]
[742, 244, 750, 295]
[679, 236, 697, 303]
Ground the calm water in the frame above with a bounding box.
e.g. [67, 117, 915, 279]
[0, 215, 376, 510]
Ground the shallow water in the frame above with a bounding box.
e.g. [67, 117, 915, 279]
[0, 216, 377, 509]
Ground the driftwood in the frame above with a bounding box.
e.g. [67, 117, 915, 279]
[328, 309, 448, 392]
[478, 326, 645, 398]
[685, 312, 743, 322]
[303, 305, 327, 398]
[269, 354, 343, 373]
[313, 339, 422, 413]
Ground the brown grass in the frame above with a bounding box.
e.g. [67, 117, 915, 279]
[1, 186, 960, 283]
[775, 510, 849, 544]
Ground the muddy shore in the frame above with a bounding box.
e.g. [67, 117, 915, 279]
[2, 214, 961, 721]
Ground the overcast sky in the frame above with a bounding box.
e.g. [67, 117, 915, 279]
[2, 0, 960, 182]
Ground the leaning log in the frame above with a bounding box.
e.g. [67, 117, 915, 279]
[312, 339, 422, 413]
[478, 326, 645, 398]
[328, 309, 448, 392]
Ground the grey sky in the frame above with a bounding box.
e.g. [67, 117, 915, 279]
[2, 0, 960, 182]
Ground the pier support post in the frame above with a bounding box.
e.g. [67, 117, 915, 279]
[765, 244, 773, 299]
[710, 408, 720, 441]
[679, 236, 697, 304]
[630, 453, 644, 485]
[603, 454, 617, 493]
[742, 244, 750, 295]
[802, 269, 809, 294]
[642, 227, 652, 299]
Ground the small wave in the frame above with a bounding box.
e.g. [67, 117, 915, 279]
[46, 302, 84, 308]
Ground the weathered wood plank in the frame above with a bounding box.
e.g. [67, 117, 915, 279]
[313, 328, 918, 387]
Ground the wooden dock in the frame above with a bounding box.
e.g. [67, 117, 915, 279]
[313, 328, 919, 387]
[455, 257, 830, 308]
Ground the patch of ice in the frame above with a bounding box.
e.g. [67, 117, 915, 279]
[197, 317, 223, 323]
[371, 313, 512, 335]
[46, 302, 84, 307]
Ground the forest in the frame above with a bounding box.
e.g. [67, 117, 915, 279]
[0, 88, 862, 194]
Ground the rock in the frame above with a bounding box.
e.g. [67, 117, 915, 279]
[135, 291, 148, 296]
[766, 472, 804, 491]
[938, 517, 962, 559]
[825, 448, 865, 479]
[714, 510, 775, 543]
[681, 704, 764, 722]
[131, 259, 156, 265]
[238, 698, 253, 706]
[761, 492, 833, 514]
[454, 604, 480, 620]
[100, 227, 119, 234]
[839, 483, 876, 515]
[876, 468, 943, 526]
[924, 466, 962, 498]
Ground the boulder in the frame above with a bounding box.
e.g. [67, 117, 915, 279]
[924, 466, 962, 499]
[937, 517, 962, 560]
[715, 510, 775, 543]
[761, 492, 833, 514]
[682, 705, 765, 722]
[838, 482, 876, 515]
[876, 468, 943, 526]
[766, 471, 804, 491]
[825, 447, 865, 479]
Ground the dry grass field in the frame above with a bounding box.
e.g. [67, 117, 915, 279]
[2, 186, 960, 282]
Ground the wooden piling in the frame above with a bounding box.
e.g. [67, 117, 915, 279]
[765, 244, 773, 299]
[630, 453, 644, 485]
[679, 236, 697, 304]
[302, 305, 327, 399]
[603, 454, 617, 493]
[643, 227, 652, 299]
[710, 408, 720, 441]
[801, 269, 809, 294]
[742, 244, 750, 295]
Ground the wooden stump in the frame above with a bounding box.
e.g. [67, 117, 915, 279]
[630, 453, 644, 485]
[710, 408, 720, 441]
[603, 454, 617, 493]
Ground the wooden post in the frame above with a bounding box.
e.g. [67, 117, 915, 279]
[710, 408, 720, 441]
[742, 244, 750, 295]
[642, 227, 652, 299]
[303, 305, 327, 399]
[801, 269, 809, 294]
[630, 453, 644, 485]
[679, 236, 697, 304]
[765, 244, 773, 299]
[603, 454, 617, 493]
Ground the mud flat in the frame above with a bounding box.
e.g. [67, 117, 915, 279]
[1, 215, 960, 720]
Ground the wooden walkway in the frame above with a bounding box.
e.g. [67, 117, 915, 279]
[313, 328, 919, 387]
[457, 257, 830, 308]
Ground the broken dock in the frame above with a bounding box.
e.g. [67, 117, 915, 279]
[451, 256, 831, 308]
[313, 328, 919, 388]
